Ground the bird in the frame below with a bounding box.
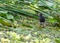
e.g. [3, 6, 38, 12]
[39, 13, 45, 27]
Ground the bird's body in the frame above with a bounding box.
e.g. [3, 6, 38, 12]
[39, 13, 45, 22]
[39, 13, 45, 27]
[40, 15, 45, 22]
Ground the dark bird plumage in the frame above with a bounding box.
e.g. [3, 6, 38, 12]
[39, 13, 45, 22]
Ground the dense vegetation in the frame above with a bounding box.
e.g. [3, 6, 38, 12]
[0, 0, 60, 43]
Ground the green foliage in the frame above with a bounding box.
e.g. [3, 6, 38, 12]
[0, 16, 12, 26]
[0, 0, 60, 43]
[55, 38, 60, 43]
